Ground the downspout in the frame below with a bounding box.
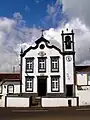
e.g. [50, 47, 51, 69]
[20, 48, 23, 96]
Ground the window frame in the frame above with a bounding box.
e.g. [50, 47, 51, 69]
[38, 57, 47, 73]
[51, 56, 59, 72]
[51, 76, 60, 92]
[87, 73, 90, 81]
[25, 57, 34, 73]
[0, 85, 2, 94]
[7, 84, 14, 94]
[25, 76, 34, 92]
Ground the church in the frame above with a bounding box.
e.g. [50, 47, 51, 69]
[0, 29, 79, 107]
[19, 28, 78, 107]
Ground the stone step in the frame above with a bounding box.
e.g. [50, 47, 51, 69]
[36, 97, 41, 99]
[31, 104, 41, 108]
[30, 96, 41, 107]
[32, 100, 41, 104]
[35, 99, 41, 101]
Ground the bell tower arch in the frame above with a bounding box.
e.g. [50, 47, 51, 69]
[61, 29, 74, 52]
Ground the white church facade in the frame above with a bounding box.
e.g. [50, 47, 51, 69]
[20, 29, 77, 102]
[0, 29, 80, 107]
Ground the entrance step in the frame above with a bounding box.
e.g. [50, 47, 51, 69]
[36, 97, 41, 99]
[31, 96, 41, 107]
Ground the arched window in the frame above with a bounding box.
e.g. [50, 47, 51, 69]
[65, 36, 71, 49]
[7, 84, 14, 94]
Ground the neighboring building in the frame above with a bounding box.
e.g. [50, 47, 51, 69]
[75, 66, 90, 106]
[76, 66, 90, 86]
[0, 73, 20, 107]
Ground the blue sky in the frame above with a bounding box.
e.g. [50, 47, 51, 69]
[0, 0, 66, 29]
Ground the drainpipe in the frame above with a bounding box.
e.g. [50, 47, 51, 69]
[20, 48, 23, 96]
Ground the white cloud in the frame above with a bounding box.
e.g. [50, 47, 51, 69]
[0, 17, 19, 72]
[45, 0, 63, 27]
[35, 0, 40, 4]
[61, 0, 90, 65]
[44, 0, 90, 66]
[44, 18, 90, 66]
[0, 13, 41, 72]
[47, 5, 55, 15]
[1, 2, 90, 72]
[62, 0, 90, 27]
[63, 18, 90, 65]
[25, 5, 30, 12]
[1, 16, 89, 73]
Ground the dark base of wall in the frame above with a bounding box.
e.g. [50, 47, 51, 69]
[21, 93, 38, 97]
[45, 93, 66, 98]
[21, 93, 66, 98]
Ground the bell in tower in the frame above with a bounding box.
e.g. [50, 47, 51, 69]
[65, 35, 71, 49]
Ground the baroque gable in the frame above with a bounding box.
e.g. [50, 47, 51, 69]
[20, 36, 63, 57]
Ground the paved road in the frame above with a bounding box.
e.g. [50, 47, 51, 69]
[1, 107, 90, 120]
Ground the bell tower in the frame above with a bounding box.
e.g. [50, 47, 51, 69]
[61, 29, 75, 97]
[61, 29, 74, 52]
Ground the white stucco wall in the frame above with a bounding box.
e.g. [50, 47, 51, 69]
[65, 55, 74, 85]
[22, 41, 64, 94]
[42, 98, 77, 107]
[0, 98, 4, 107]
[0, 95, 6, 107]
[6, 97, 29, 107]
[76, 86, 90, 106]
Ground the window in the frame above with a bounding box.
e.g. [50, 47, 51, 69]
[26, 76, 33, 92]
[7, 84, 14, 94]
[40, 44, 45, 49]
[87, 73, 90, 81]
[51, 76, 60, 92]
[26, 58, 34, 73]
[51, 57, 59, 72]
[38, 57, 46, 72]
[87, 73, 90, 85]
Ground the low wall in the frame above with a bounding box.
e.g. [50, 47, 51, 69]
[42, 98, 77, 107]
[76, 88, 90, 106]
[0, 95, 6, 107]
[6, 97, 29, 107]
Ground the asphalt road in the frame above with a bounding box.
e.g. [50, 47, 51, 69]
[1, 107, 90, 120]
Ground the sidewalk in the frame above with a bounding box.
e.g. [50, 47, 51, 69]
[0, 106, 90, 119]
[1, 106, 90, 112]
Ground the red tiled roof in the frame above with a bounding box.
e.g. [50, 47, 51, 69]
[0, 73, 20, 81]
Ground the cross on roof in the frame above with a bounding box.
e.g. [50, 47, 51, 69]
[41, 30, 44, 37]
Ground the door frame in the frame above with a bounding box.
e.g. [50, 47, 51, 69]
[37, 76, 48, 96]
